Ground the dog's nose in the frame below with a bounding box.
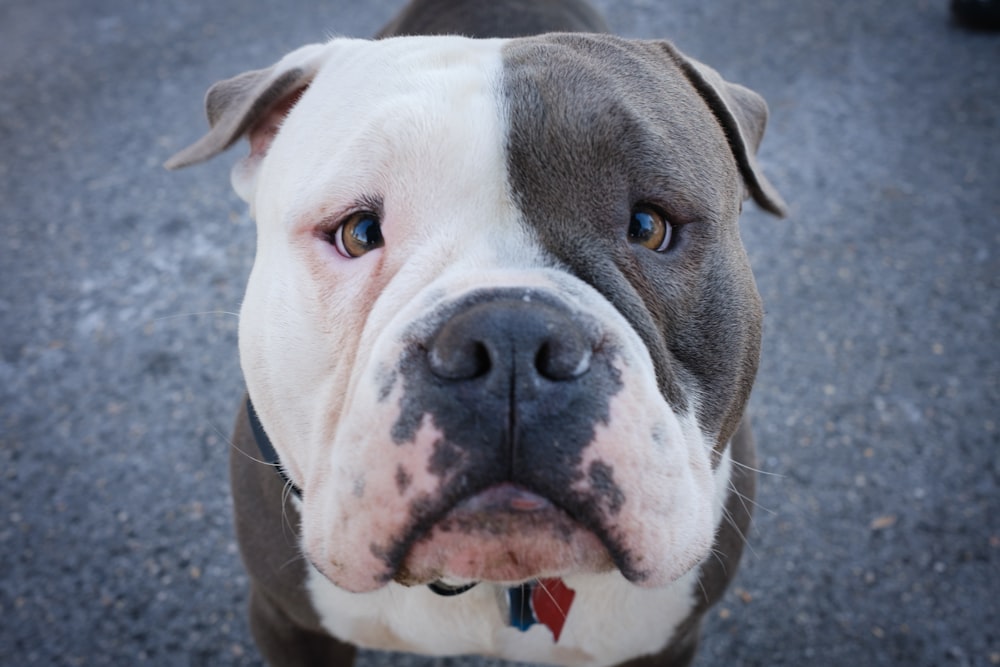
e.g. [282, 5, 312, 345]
[398, 291, 621, 501]
[427, 297, 593, 382]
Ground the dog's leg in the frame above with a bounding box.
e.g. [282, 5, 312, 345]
[612, 627, 699, 667]
[248, 585, 357, 666]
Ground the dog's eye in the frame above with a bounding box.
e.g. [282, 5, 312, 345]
[333, 212, 384, 258]
[627, 206, 672, 252]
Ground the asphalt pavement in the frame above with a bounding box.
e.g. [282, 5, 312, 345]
[1, 0, 998, 665]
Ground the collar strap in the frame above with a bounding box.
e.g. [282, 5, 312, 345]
[428, 581, 478, 596]
[246, 398, 302, 499]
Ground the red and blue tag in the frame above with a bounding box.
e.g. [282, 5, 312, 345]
[507, 578, 576, 642]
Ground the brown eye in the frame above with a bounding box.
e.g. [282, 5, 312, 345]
[628, 206, 672, 251]
[333, 212, 384, 258]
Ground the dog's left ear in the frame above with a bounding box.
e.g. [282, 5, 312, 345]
[664, 44, 788, 217]
[164, 43, 329, 201]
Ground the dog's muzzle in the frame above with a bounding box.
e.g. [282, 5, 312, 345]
[379, 289, 637, 584]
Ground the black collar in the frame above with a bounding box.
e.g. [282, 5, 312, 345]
[246, 397, 303, 498]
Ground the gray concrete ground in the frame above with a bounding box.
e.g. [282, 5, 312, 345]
[2, 0, 998, 665]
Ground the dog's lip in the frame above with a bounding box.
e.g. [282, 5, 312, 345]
[390, 482, 621, 587]
[451, 482, 553, 514]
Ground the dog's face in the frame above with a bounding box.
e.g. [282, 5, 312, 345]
[169, 34, 784, 594]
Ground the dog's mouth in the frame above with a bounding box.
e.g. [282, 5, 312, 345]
[389, 482, 620, 588]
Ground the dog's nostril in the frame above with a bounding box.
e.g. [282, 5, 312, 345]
[535, 339, 592, 381]
[429, 338, 492, 380]
[426, 296, 595, 383]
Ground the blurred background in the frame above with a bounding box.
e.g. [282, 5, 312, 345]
[2, 0, 998, 665]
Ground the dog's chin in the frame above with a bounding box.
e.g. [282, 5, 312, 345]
[393, 484, 617, 587]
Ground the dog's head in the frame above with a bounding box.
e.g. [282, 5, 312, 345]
[168, 33, 784, 593]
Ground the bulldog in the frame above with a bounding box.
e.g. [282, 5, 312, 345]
[166, 0, 786, 665]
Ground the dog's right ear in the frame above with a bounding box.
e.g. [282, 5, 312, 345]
[659, 43, 788, 218]
[164, 43, 328, 199]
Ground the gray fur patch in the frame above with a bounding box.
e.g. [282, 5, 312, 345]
[500, 34, 763, 448]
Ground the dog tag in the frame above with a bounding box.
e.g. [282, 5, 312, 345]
[531, 578, 576, 642]
[506, 578, 576, 642]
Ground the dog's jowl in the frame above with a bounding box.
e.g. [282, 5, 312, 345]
[167, 0, 785, 665]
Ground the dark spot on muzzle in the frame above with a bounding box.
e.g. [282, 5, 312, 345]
[376, 364, 398, 403]
[586, 460, 625, 515]
[395, 465, 413, 495]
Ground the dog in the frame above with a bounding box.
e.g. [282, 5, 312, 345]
[166, 0, 785, 665]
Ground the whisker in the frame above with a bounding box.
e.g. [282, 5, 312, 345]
[150, 310, 241, 324]
[212, 420, 285, 474]
[720, 504, 758, 560]
[127, 309, 241, 335]
[707, 545, 728, 574]
[224, 430, 280, 470]
[535, 579, 568, 619]
[279, 551, 309, 573]
[695, 574, 711, 604]
[727, 478, 776, 517]
[730, 457, 784, 479]
[280, 480, 300, 544]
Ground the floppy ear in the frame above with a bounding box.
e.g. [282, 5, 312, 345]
[164, 43, 328, 200]
[663, 43, 787, 217]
